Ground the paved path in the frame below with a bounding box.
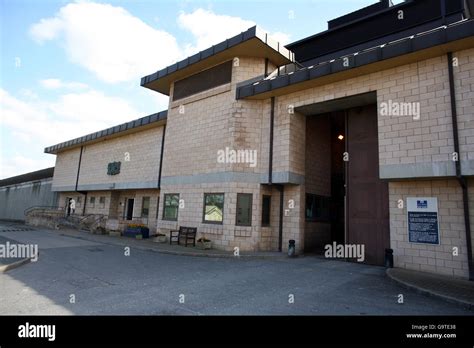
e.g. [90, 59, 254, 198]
[0, 223, 472, 315]
[387, 268, 474, 309]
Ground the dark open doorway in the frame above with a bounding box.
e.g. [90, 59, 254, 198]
[66, 197, 72, 217]
[304, 111, 346, 252]
[301, 94, 389, 265]
[330, 111, 346, 246]
[126, 198, 134, 221]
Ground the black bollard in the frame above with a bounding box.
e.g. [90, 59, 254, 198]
[288, 240, 296, 258]
[385, 248, 394, 268]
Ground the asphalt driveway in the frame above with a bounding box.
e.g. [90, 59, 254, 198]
[0, 223, 472, 315]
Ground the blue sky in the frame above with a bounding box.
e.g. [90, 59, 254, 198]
[0, 0, 400, 179]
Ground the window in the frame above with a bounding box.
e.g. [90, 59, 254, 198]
[305, 194, 331, 222]
[173, 60, 232, 101]
[99, 196, 106, 208]
[89, 196, 95, 208]
[261, 195, 271, 227]
[163, 194, 179, 221]
[141, 197, 150, 218]
[76, 196, 82, 206]
[203, 193, 224, 224]
[236, 193, 252, 226]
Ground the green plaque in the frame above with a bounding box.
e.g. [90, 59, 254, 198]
[107, 161, 121, 175]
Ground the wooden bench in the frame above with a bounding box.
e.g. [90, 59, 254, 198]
[169, 226, 197, 247]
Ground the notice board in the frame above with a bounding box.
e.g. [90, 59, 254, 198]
[407, 197, 440, 245]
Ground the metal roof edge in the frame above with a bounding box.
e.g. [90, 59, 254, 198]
[237, 19, 474, 99]
[0, 167, 55, 187]
[140, 26, 295, 89]
[44, 110, 168, 154]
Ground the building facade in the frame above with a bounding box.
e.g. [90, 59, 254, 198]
[0, 168, 58, 221]
[44, 0, 474, 280]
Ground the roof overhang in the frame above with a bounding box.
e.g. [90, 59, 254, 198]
[296, 91, 377, 116]
[0, 167, 55, 187]
[44, 111, 167, 155]
[237, 19, 474, 100]
[141, 26, 295, 95]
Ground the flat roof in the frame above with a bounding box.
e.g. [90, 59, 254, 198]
[44, 110, 167, 154]
[286, 0, 468, 65]
[237, 19, 474, 100]
[141, 26, 295, 95]
[0, 167, 55, 187]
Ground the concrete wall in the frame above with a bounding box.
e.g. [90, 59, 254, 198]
[156, 57, 284, 252]
[52, 126, 164, 192]
[275, 48, 474, 180]
[269, 47, 474, 278]
[282, 184, 305, 253]
[52, 147, 81, 190]
[163, 57, 268, 180]
[0, 178, 58, 221]
[257, 185, 281, 251]
[389, 179, 470, 279]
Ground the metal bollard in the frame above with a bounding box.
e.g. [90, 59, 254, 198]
[288, 240, 296, 258]
[385, 248, 394, 268]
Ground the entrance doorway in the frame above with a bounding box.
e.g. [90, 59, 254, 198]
[66, 197, 72, 216]
[125, 198, 134, 220]
[330, 111, 346, 246]
[303, 100, 389, 265]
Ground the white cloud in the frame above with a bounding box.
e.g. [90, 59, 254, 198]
[30, 2, 182, 83]
[0, 88, 141, 178]
[48, 90, 138, 123]
[0, 155, 55, 180]
[1, 88, 139, 143]
[178, 9, 255, 55]
[19, 89, 39, 100]
[30, 17, 63, 43]
[177, 9, 291, 56]
[141, 88, 169, 112]
[29, 3, 291, 83]
[268, 31, 291, 46]
[40, 78, 88, 90]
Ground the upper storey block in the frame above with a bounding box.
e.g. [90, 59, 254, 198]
[140, 26, 296, 96]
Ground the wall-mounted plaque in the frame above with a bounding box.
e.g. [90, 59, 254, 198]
[407, 197, 439, 245]
[107, 161, 121, 176]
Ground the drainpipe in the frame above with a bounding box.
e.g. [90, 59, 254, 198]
[278, 185, 284, 252]
[74, 146, 87, 216]
[82, 192, 87, 216]
[269, 97, 275, 184]
[447, 52, 474, 281]
[158, 124, 166, 188]
[75, 146, 83, 192]
[269, 96, 284, 252]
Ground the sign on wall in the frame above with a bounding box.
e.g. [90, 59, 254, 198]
[107, 161, 121, 176]
[407, 197, 439, 245]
